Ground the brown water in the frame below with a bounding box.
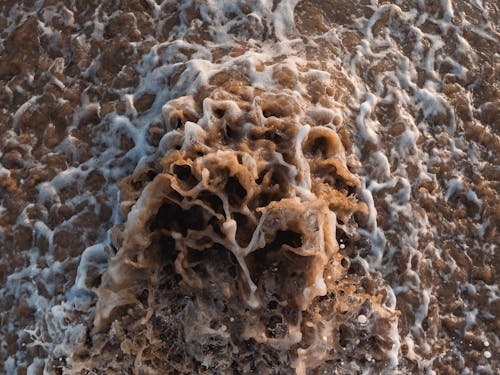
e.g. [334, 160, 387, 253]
[0, 1, 498, 374]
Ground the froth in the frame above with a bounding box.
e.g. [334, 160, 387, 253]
[1, 0, 498, 374]
[90, 71, 397, 372]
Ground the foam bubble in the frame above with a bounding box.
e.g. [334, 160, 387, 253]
[357, 315, 367, 324]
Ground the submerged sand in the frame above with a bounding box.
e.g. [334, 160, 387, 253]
[0, 1, 498, 374]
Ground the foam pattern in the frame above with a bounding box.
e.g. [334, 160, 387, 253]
[1, 0, 498, 374]
[89, 74, 397, 373]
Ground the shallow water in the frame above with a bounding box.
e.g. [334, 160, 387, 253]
[0, 1, 498, 374]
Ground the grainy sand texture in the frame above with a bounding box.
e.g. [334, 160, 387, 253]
[0, 1, 498, 374]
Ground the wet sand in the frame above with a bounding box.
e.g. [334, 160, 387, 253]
[0, 1, 498, 374]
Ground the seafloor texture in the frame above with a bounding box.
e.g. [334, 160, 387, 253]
[0, 1, 498, 374]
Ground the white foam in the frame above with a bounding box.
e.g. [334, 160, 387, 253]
[1, 0, 497, 373]
[355, 93, 379, 144]
[0, 164, 10, 178]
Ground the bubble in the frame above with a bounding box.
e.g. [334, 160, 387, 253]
[483, 351, 491, 359]
[357, 314, 367, 324]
